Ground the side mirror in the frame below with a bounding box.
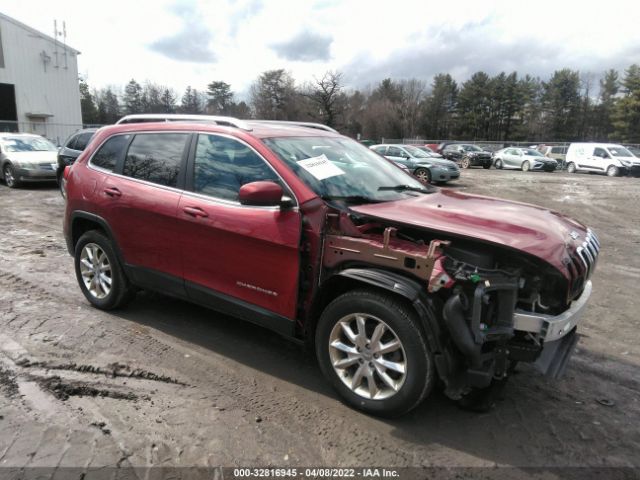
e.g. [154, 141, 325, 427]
[238, 181, 288, 207]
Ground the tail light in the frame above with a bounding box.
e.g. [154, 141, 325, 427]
[63, 165, 71, 180]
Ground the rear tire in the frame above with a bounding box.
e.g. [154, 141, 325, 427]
[482, 163, 491, 169]
[74, 230, 135, 310]
[316, 289, 434, 417]
[567, 162, 577, 173]
[461, 157, 471, 169]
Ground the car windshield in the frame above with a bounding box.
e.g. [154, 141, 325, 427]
[263, 136, 435, 203]
[524, 149, 544, 157]
[608, 147, 634, 158]
[462, 145, 482, 152]
[1, 136, 57, 152]
[403, 145, 431, 158]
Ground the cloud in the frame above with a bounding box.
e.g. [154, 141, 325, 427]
[343, 20, 639, 89]
[149, 1, 217, 63]
[271, 31, 332, 62]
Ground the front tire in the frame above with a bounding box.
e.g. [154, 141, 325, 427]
[607, 165, 620, 177]
[495, 159, 503, 169]
[567, 162, 577, 173]
[3, 163, 21, 188]
[482, 162, 491, 169]
[521, 160, 530, 172]
[316, 289, 434, 417]
[74, 230, 135, 310]
[414, 167, 431, 183]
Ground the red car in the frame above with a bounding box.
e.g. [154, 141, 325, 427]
[63, 118, 598, 416]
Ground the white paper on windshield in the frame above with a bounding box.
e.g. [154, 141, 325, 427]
[297, 154, 345, 181]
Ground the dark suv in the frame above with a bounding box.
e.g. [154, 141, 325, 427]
[57, 128, 98, 196]
[63, 118, 598, 416]
[442, 144, 493, 168]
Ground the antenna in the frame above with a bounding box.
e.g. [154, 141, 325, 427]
[62, 21, 68, 69]
[53, 20, 59, 68]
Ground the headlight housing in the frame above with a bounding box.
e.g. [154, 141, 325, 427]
[620, 159, 632, 167]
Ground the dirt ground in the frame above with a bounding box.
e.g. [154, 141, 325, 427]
[0, 169, 638, 476]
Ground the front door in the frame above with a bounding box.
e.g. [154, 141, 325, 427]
[177, 133, 302, 326]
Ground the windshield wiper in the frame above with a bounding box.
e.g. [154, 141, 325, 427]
[321, 195, 380, 204]
[377, 184, 431, 193]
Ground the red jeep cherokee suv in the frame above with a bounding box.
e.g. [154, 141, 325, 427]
[64, 117, 599, 416]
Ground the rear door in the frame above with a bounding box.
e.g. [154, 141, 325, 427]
[177, 133, 302, 325]
[98, 131, 191, 296]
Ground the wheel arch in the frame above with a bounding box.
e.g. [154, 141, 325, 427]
[68, 212, 123, 263]
[311, 268, 445, 354]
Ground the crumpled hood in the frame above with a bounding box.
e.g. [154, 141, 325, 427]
[5, 151, 58, 164]
[350, 189, 588, 277]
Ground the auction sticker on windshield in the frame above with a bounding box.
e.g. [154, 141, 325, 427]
[297, 154, 345, 180]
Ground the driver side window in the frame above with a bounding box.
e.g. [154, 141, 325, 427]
[593, 147, 609, 159]
[387, 146, 404, 157]
[193, 134, 279, 202]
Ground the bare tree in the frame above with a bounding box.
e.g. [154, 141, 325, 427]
[303, 71, 345, 128]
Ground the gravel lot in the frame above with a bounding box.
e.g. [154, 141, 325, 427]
[0, 169, 638, 475]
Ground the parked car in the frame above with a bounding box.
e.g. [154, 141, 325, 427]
[625, 145, 640, 158]
[0, 133, 59, 188]
[566, 143, 640, 177]
[63, 117, 598, 416]
[493, 147, 558, 172]
[414, 145, 444, 158]
[425, 143, 440, 152]
[57, 128, 98, 197]
[441, 144, 493, 169]
[537, 145, 568, 168]
[370, 144, 459, 183]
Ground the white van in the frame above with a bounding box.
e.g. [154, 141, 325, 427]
[566, 143, 640, 177]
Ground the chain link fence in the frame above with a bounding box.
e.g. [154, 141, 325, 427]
[0, 120, 93, 147]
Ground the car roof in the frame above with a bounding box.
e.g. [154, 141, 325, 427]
[115, 114, 338, 137]
[93, 120, 342, 140]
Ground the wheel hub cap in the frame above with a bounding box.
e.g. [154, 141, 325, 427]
[329, 313, 407, 400]
[79, 243, 112, 299]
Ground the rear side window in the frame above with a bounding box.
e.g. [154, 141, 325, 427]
[387, 146, 403, 157]
[193, 134, 279, 201]
[91, 134, 131, 171]
[123, 133, 189, 187]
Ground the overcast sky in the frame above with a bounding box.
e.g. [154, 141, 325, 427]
[2, 0, 639, 97]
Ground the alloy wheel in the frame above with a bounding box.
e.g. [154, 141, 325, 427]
[329, 313, 407, 400]
[414, 168, 431, 183]
[461, 158, 470, 169]
[4, 165, 15, 187]
[79, 243, 112, 299]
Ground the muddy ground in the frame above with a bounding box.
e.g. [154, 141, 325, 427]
[0, 169, 638, 476]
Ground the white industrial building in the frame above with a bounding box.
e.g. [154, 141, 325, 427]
[0, 12, 82, 145]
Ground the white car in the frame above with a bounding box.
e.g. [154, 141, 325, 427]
[0, 133, 59, 188]
[566, 143, 640, 177]
[493, 147, 558, 172]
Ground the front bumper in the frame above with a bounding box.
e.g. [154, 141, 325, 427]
[469, 156, 492, 166]
[15, 166, 57, 182]
[428, 166, 459, 182]
[513, 280, 592, 342]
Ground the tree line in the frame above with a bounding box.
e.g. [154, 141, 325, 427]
[79, 64, 640, 143]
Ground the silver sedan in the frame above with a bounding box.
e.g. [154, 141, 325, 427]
[493, 147, 558, 172]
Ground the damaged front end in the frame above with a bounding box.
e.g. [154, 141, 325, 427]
[321, 212, 599, 400]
